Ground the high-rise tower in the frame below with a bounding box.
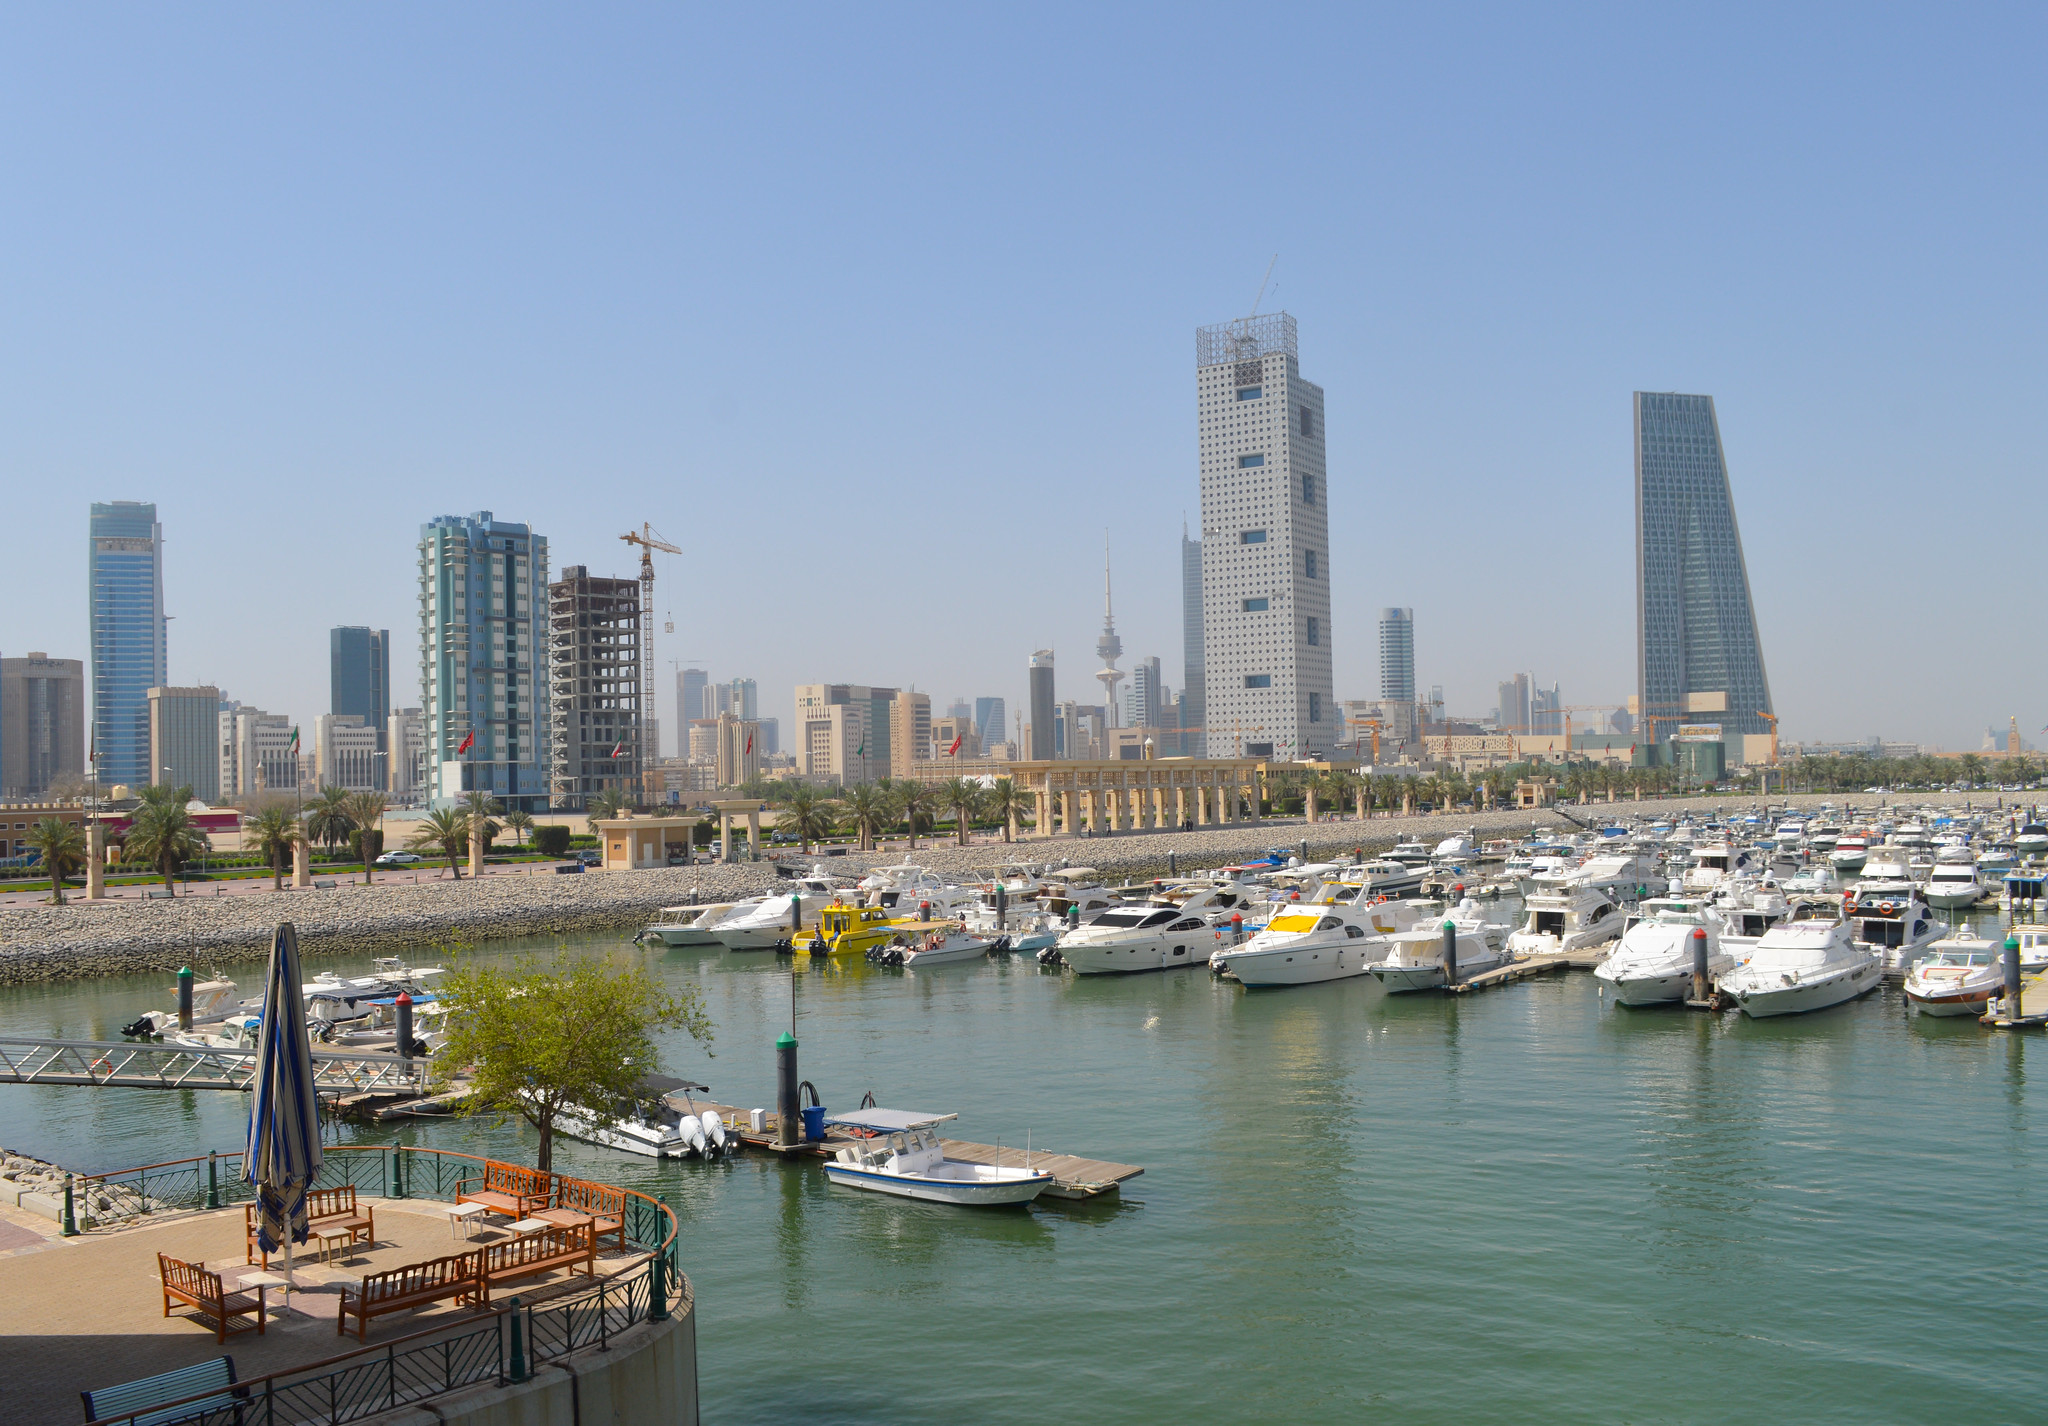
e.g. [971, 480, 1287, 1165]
[1180, 524, 1204, 747]
[1196, 312, 1332, 759]
[331, 627, 391, 774]
[1094, 541, 1124, 726]
[1027, 650, 1055, 760]
[1633, 393, 1772, 739]
[88, 501, 166, 789]
[1377, 608, 1414, 704]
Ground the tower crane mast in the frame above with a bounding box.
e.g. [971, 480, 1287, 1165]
[620, 523, 682, 770]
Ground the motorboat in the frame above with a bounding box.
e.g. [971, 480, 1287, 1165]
[1530, 852, 1648, 899]
[121, 976, 243, 1038]
[302, 958, 446, 1003]
[1807, 826, 1842, 852]
[1782, 864, 1841, 897]
[1976, 844, 2019, 875]
[1713, 878, 1793, 960]
[1594, 900, 1736, 1006]
[1680, 842, 1756, 894]
[1860, 848, 1914, 883]
[1902, 938, 2005, 1017]
[1367, 924, 1506, 993]
[711, 869, 853, 949]
[1431, 832, 1478, 865]
[638, 903, 741, 948]
[1217, 899, 1428, 987]
[1056, 904, 1223, 974]
[554, 1078, 727, 1158]
[792, 902, 914, 957]
[2011, 925, 2048, 974]
[1388, 840, 1433, 867]
[1720, 913, 1883, 1018]
[1505, 885, 1624, 958]
[1922, 860, 1988, 911]
[1829, 836, 1871, 872]
[822, 1109, 1050, 1207]
[1773, 820, 1807, 851]
[1329, 859, 1425, 900]
[867, 920, 1001, 967]
[1844, 882, 1947, 976]
[2015, 823, 2048, 859]
[310, 993, 447, 1054]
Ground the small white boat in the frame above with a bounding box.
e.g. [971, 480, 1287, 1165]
[1367, 925, 1506, 993]
[870, 920, 1001, 967]
[1680, 842, 1756, 893]
[639, 903, 740, 948]
[1594, 897, 1734, 1005]
[1781, 865, 1840, 897]
[1721, 914, 1883, 1018]
[1713, 878, 1793, 960]
[711, 870, 851, 950]
[554, 1079, 727, 1158]
[1902, 938, 2004, 1017]
[1505, 885, 1625, 958]
[121, 977, 242, 1038]
[822, 1110, 1050, 1207]
[2013, 823, 2048, 858]
[1431, 832, 1478, 866]
[2011, 924, 2048, 974]
[1219, 900, 1426, 987]
[1922, 860, 1987, 911]
[1830, 836, 1871, 872]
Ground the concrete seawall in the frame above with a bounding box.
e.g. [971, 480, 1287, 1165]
[0, 792, 1929, 984]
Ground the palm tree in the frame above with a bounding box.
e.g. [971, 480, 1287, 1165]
[942, 778, 984, 847]
[243, 805, 304, 890]
[409, 807, 473, 879]
[461, 792, 503, 858]
[343, 791, 389, 884]
[778, 785, 835, 854]
[894, 781, 942, 849]
[984, 777, 1025, 842]
[588, 788, 629, 821]
[26, 818, 87, 905]
[502, 809, 534, 848]
[304, 786, 355, 859]
[837, 783, 889, 852]
[125, 794, 210, 896]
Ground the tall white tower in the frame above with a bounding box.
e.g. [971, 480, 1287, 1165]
[1196, 312, 1332, 759]
[1094, 538, 1125, 725]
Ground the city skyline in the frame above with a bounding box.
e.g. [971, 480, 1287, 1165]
[6, 11, 2043, 752]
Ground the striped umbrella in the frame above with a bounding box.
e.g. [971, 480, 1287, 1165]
[244, 921, 323, 1262]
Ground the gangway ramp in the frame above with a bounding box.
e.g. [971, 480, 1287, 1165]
[0, 1036, 429, 1095]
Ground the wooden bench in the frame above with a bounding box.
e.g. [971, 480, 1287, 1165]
[336, 1250, 482, 1341]
[455, 1160, 552, 1220]
[246, 1184, 374, 1266]
[474, 1222, 594, 1303]
[534, 1177, 627, 1252]
[82, 1354, 240, 1426]
[158, 1254, 266, 1345]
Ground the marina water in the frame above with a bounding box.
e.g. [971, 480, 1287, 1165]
[3, 905, 2043, 1422]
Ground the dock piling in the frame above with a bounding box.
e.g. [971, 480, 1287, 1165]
[176, 967, 193, 1033]
[1442, 920, 1459, 987]
[775, 1032, 799, 1148]
[995, 884, 1007, 930]
[2003, 934, 2022, 1019]
[1690, 928, 1709, 1002]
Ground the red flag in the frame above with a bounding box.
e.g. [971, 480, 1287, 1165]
[948, 734, 963, 756]
[458, 730, 475, 755]
[745, 734, 754, 755]
[609, 742, 625, 759]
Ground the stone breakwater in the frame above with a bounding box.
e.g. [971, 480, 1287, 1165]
[0, 792, 1905, 984]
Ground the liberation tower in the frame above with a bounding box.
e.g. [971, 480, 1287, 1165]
[1095, 539, 1125, 726]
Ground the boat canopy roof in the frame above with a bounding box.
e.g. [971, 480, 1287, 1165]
[823, 1108, 959, 1133]
[640, 1074, 709, 1096]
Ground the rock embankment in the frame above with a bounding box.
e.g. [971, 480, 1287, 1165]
[0, 791, 1915, 984]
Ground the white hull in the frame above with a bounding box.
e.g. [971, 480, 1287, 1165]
[1601, 969, 1703, 1006]
[1730, 959, 1883, 1018]
[714, 924, 803, 951]
[554, 1113, 694, 1158]
[1830, 851, 1869, 870]
[1505, 924, 1620, 958]
[1061, 937, 1210, 974]
[1922, 887, 1984, 910]
[823, 1161, 1049, 1206]
[1904, 988, 1991, 1017]
[1370, 963, 1447, 992]
[1225, 942, 1377, 987]
[643, 927, 727, 948]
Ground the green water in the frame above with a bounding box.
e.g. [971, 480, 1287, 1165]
[2, 910, 2043, 1423]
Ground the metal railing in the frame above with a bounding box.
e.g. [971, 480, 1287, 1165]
[79, 1145, 685, 1426]
[0, 1037, 428, 1095]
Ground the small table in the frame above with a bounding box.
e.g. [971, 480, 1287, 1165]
[241, 1269, 292, 1318]
[315, 1229, 357, 1266]
[507, 1218, 552, 1238]
[441, 1202, 491, 1241]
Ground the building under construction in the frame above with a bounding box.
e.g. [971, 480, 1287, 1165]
[547, 566, 643, 808]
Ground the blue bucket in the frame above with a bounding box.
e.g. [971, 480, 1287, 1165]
[801, 1105, 826, 1141]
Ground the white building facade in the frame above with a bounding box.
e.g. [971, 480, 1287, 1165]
[314, 713, 382, 792]
[387, 707, 425, 798]
[1196, 312, 1334, 760]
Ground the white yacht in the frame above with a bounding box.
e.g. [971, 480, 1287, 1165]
[638, 903, 741, 948]
[1829, 836, 1871, 872]
[555, 1080, 725, 1158]
[2010, 924, 2048, 974]
[1721, 914, 1883, 1018]
[1217, 900, 1427, 987]
[1530, 852, 1647, 898]
[1367, 925, 1506, 993]
[1902, 938, 2004, 1017]
[868, 921, 1002, 967]
[1388, 840, 1433, 867]
[1844, 882, 1947, 976]
[1922, 859, 1987, 911]
[1773, 820, 1807, 851]
[1807, 826, 1842, 852]
[1431, 832, 1479, 865]
[1680, 842, 1756, 893]
[1594, 900, 1735, 1006]
[1782, 864, 1841, 897]
[1331, 859, 1426, 900]
[2014, 823, 2048, 858]
[1976, 844, 2018, 875]
[1057, 905, 1220, 974]
[710, 869, 853, 950]
[823, 1110, 1050, 1207]
[1505, 885, 1624, 958]
[1713, 878, 1793, 960]
[1860, 848, 1914, 884]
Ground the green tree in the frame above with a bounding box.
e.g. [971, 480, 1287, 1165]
[777, 785, 834, 854]
[304, 786, 355, 856]
[344, 791, 389, 884]
[125, 789, 210, 896]
[502, 809, 534, 848]
[838, 783, 889, 852]
[588, 787, 630, 820]
[894, 781, 942, 849]
[984, 777, 1026, 842]
[243, 804, 304, 890]
[461, 792, 503, 849]
[409, 807, 473, 879]
[941, 777, 985, 847]
[435, 948, 714, 1172]
[26, 818, 87, 905]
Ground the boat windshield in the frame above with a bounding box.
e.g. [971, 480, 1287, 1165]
[1091, 910, 1176, 928]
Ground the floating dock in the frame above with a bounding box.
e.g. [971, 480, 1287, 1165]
[1982, 971, 2048, 1030]
[679, 1098, 1143, 1199]
[1447, 947, 1607, 993]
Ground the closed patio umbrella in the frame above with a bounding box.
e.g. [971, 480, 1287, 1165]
[244, 921, 323, 1297]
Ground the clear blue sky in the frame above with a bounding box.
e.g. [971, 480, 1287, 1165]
[5, 6, 2042, 754]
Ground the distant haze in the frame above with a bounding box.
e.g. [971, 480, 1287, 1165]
[4, 9, 2041, 753]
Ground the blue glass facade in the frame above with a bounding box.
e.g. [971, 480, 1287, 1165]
[88, 501, 166, 789]
[1634, 393, 1772, 738]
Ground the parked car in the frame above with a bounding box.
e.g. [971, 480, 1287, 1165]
[575, 849, 602, 867]
[374, 851, 425, 866]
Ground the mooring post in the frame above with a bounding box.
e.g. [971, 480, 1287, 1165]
[60, 1174, 78, 1237]
[206, 1150, 220, 1210]
[1691, 927, 1710, 1003]
[2003, 934, 2023, 1022]
[790, 892, 802, 943]
[177, 966, 194, 1033]
[1168, 851, 1177, 878]
[395, 993, 414, 1081]
[650, 1193, 672, 1322]
[1230, 911, 1243, 945]
[995, 883, 1007, 930]
[1442, 920, 1460, 987]
[775, 1032, 799, 1148]
[508, 1297, 528, 1381]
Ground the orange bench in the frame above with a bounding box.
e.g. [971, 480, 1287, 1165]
[246, 1185, 374, 1266]
[159, 1253, 267, 1344]
[474, 1222, 595, 1303]
[455, 1160, 552, 1220]
[336, 1250, 482, 1341]
[533, 1177, 627, 1252]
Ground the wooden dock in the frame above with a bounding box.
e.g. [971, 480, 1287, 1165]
[1982, 971, 2048, 1030]
[1447, 947, 1606, 993]
[676, 1098, 1143, 1199]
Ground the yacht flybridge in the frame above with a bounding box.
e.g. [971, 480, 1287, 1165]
[1505, 885, 1623, 958]
[822, 1109, 1051, 1207]
[1216, 899, 1427, 987]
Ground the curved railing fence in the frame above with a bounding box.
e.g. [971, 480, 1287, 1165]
[73, 1146, 687, 1426]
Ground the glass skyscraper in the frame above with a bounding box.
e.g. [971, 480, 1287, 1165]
[88, 501, 167, 789]
[1634, 392, 1772, 739]
[1377, 608, 1414, 703]
[331, 626, 390, 762]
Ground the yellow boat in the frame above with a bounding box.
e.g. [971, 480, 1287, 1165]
[793, 903, 914, 957]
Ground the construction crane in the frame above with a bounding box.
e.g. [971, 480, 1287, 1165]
[1756, 712, 1779, 764]
[620, 523, 682, 761]
[1349, 718, 1382, 765]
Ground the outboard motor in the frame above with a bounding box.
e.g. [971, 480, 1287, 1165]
[703, 1112, 728, 1154]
